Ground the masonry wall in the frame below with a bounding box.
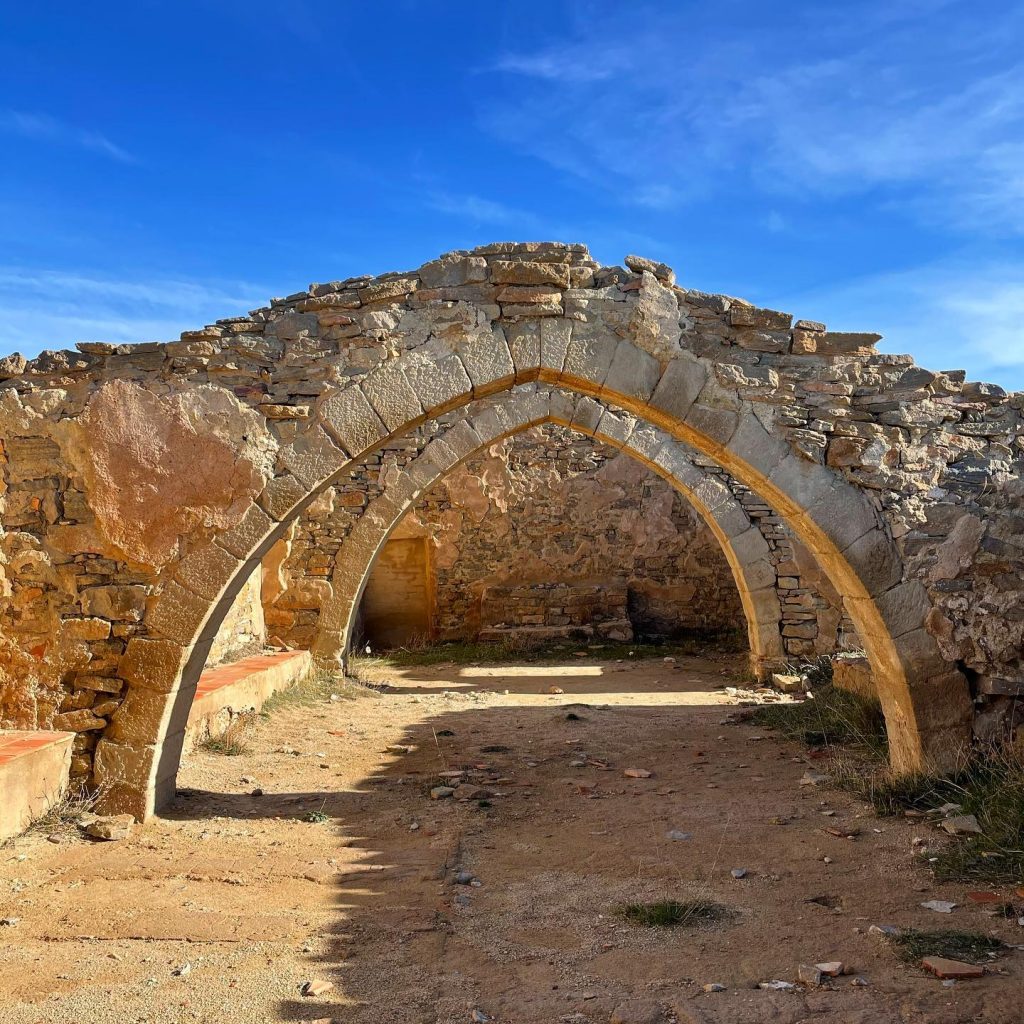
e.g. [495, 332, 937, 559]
[366, 424, 745, 644]
[268, 424, 853, 657]
[206, 564, 266, 666]
[1, 240, 1020, 795]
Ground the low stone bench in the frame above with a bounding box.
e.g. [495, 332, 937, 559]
[184, 650, 312, 749]
[0, 730, 74, 842]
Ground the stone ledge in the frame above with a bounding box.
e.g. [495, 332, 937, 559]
[184, 650, 312, 750]
[832, 653, 875, 699]
[0, 730, 74, 842]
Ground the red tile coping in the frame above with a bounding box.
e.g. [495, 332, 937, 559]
[194, 650, 308, 698]
[0, 652, 306, 767]
[0, 730, 73, 766]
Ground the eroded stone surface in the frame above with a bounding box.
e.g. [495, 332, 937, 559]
[0, 239, 1018, 816]
[69, 381, 276, 566]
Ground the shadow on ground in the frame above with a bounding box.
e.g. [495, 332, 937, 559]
[160, 657, 1023, 1024]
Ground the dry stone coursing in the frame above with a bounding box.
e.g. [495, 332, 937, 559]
[413, 426, 742, 643]
[273, 425, 747, 647]
[206, 565, 266, 667]
[0, 240, 1019, 816]
[268, 423, 851, 656]
[304, 385, 797, 681]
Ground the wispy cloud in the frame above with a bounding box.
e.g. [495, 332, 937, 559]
[492, 49, 632, 84]
[483, 2, 1024, 233]
[783, 255, 1024, 390]
[425, 191, 542, 228]
[0, 110, 136, 163]
[0, 268, 269, 357]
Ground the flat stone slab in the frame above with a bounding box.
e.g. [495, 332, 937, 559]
[0, 730, 74, 843]
[921, 956, 985, 979]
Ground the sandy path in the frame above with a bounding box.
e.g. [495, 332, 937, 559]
[1, 652, 1020, 1023]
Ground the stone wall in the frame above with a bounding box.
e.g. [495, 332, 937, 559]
[365, 424, 745, 644]
[206, 563, 265, 666]
[0, 240, 1020, 805]
[268, 423, 852, 655]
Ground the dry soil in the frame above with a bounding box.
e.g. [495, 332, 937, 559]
[1, 651, 1021, 1023]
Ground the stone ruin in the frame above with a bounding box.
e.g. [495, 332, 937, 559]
[0, 241, 1021, 820]
[267, 422, 852, 655]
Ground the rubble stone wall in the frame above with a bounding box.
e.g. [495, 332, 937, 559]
[409, 425, 743, 643]
[271, 425, 851, 657]
[268, 423, 851, 655]
[0, 239, 1018, 817]
[207, 565, 265, 667]
[274, 425, 747, 647]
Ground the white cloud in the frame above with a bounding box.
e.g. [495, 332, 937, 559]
[482, 3, 1024, 232]
[492, 48, 632, 84]
[0, 268, 269, 357]
[781, 256, 1024, 390]
[425, 191, 542, 228]
[1, 110, 136, 163]
[761, 210, 788, 234]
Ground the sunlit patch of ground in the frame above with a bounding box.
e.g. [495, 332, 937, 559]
[1, 651, 1020, 1024]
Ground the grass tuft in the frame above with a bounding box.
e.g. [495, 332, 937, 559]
[747, 683, 887, 756]
[890, 928, 1005, 963]
[832, 763, 965, 817]
[616, 898, 731, 928]
[259, 667, 352, 717]
[199, 716, 252, 756]
[835, 747, 1024, 884]
[19, 781, 103, 842]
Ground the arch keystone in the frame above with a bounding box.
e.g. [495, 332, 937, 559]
[602, 342, 661, 403]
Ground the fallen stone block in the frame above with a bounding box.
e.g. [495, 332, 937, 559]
[922, 957, 984, 979]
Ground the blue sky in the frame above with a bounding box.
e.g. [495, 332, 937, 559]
[1, 0, 1023, 389]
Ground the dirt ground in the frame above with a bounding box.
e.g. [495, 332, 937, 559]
[1, 650, 1021, 1024]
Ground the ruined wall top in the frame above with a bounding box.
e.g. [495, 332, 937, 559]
[1, 241, 1020, 803]
[1, 241, 1018, 408]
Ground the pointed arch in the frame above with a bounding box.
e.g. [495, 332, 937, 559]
[91, 289, 971, 819]
[309, 387, 785, 680]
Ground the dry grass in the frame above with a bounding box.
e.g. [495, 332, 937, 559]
[199, 716, 252, 756]
[834, 747, 1024, 884]
[747, 683, 888, 756]
[258, 666, 354, 716]
[890, 928, 1006, 964]
[15, 778, 110, 843]
[616, 898, 732, 928]
[351, 629, 744, 670]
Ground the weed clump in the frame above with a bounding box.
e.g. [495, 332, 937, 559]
[351, 630, 743, 670]
[18, 781, 104, 842]
[837, 749, 1024, 884]
[199, 716, 252, 756]
[616, 898, 731, 928]
[748, 684, 887, 756]
[890, 928, 1005, 963]
[259, 667, 350, 717]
